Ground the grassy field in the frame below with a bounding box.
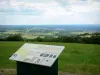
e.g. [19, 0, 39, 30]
[0, 41, 100, 75]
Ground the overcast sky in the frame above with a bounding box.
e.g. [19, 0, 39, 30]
[0, 0, 100, 25]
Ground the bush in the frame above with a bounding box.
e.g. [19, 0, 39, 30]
[6, 34, 23, 41]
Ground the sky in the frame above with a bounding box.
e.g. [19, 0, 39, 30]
[0, 0, 100, 25]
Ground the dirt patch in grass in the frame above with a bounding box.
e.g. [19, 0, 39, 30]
[0, 69, 92, 75]
[59, 72, 92, 75]
[0, 69, 16, 75]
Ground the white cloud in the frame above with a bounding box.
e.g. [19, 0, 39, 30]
[56, 0, 100, 12]
[0, 0, 100, 25]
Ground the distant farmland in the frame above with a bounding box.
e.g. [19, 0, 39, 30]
[0, 25, 100, 39]
[0, 41, 100, 75]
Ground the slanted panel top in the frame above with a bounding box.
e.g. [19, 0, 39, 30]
[9, 43, 65, 67]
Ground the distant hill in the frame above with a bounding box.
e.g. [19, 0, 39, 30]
[0, 25, 100, 32]
[0, 25, 100, 39]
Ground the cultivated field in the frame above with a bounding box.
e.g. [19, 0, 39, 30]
[0, 41, 100, 75]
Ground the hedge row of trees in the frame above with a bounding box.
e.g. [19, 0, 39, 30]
[0, 33, 100, 44]
[32, 36, 100, 44]
[0, 34, 23, 41]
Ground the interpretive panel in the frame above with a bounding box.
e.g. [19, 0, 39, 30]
[9, 43, 65, 67]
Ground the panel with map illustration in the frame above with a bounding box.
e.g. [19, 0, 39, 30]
[9, 43, 65, 67]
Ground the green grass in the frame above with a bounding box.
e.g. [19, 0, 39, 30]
[0, 42, 24, 68]
[0, 41, 100, 75]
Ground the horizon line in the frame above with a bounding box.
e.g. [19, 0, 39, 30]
[0, 24, 100, 26]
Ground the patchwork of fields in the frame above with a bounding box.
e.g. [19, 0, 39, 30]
[0, 41, 100, 75]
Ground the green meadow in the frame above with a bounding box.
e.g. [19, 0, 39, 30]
[0, 41, 100, 75]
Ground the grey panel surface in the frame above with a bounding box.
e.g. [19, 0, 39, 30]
[9, 43, 64, 67]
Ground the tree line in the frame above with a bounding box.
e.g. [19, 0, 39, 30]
[0, 33, 100, 44]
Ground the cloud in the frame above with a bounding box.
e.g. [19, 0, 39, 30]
[0, 0, 68, 15]
[1, 0, 100, 13]
[0, 0, 100, 25]
[0, 0, 42, 15]
[56, 0, 100, 12]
